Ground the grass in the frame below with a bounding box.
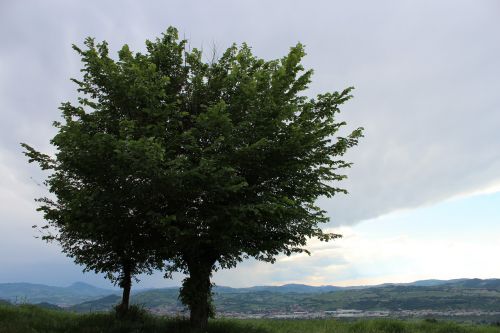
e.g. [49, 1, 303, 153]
[2, 304, 500, 333]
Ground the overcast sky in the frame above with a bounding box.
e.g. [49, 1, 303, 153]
[1, 0, 499, 289]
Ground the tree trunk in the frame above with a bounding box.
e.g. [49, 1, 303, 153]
[118, 265, 132, 314]
[180, 260, 214, 332]
[189, 285, 210, 332]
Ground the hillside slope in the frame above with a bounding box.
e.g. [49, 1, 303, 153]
[0, 282, 118, 306]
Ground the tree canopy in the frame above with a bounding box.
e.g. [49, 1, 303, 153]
[23, 27, 363, 330]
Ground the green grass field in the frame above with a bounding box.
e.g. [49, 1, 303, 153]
[2, 304, 500, 333]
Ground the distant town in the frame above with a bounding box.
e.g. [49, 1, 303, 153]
[149, 307, 500, 321]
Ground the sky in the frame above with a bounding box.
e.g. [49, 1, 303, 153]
[1, 0, 500, 289]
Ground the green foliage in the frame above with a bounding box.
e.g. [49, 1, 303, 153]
[0, 304, 165, 333]
[22, 26, 363, 328]
[113, 304, 150, 321]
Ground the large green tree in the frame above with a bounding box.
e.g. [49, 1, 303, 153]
[147, 29, 363, 330]
[21, 37, 169, 313]
[23, 27, 362, 330]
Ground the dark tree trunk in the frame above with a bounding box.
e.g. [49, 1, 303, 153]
[189, 285, 210, 332]
[180, 260, 214, 332]
[118, 265, 132, 315]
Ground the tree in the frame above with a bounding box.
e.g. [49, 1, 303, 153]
[144, 29, 363, 330]
[23, 27, 363, 330]
[21, 36, 169, 313]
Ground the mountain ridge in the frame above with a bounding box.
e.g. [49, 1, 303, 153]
[3, 277, 497, 298]
[59, 278, 500, 315]
[0, 281, 119, 306]
[3, 278, 500, 309]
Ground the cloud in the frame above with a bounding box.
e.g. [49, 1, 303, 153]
[213, 201, 500, 288]
[1, 0, 500, 286]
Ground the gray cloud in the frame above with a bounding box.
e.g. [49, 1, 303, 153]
[1, 0, 499, 286]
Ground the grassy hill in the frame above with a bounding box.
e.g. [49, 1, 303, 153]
[2, 303, 500, 333]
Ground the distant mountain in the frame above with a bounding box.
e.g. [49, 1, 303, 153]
[63, 278, 500, 315]
[34, 302, 62, 310]
[66, 282, 117, 296]
[5, 278, 500, 314]
[443, 278, 500, 289]
[214, 279, 479, 293]
[404, 279, 458, 287]
[0, 282, 119, 306]
[69, 294, 121, 312]
[219, 278, 500, 313]
[390, 278, 469, 287]
[214, 283, 344, 294]
[210, 282, 500, 314]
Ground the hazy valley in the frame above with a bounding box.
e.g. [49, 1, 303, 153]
[3, 278, 500, 322]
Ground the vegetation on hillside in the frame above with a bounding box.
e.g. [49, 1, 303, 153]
[65, 280, 500, 314]
[211, 284, 500, 313]
[4, 279, 500, 317]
